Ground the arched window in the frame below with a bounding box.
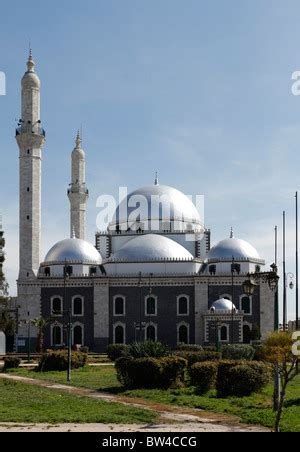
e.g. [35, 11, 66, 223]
[52, 297, 62, 316]
[243, 325, 252, 344]
[73, 324, 83, 345]
[177, 296, 189, 316]
[146, 324, 156, 342]
[114, 324, 125, 344]
[178, 324, 189, 344]
[73, 297, 84, 316]
[44, 267, 51, 277]
[114, 297, 125, 316]
[52, 324, 62, 347]
[241, 296, 251, 315]
[146, 296, 157, 316]
[220, 325, 229, 342]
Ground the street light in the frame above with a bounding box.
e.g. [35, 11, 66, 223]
[242, 263, 280, 412]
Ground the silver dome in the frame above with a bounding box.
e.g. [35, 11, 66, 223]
[44, 238, 102, 264]
[110, 184, 202, 229]
[208, 237, 261, 262]
[111, 234, 194, 261]
[211, 298, 237, 312]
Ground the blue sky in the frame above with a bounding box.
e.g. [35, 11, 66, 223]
[0, 1, 299, 320]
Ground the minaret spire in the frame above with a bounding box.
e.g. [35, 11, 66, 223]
[27, 48, 35, 73]
[76, 130, 81, 148]
[68, 131, 89, 240]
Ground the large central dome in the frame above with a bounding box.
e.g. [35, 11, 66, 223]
[109, 183, 202, 232]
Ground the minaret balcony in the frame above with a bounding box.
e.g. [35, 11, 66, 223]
[16, 125, 46, 138]
[68, 183, 89, 195]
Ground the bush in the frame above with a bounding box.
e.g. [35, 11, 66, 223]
[3, 356, 21, 371]
[175, 351, 221, 367]
[252, 345, 265, 361]
[127, 341, 169, 359]
[189, 361, 218, 394]
[38, 350, 88, 372]
[80, 346, 89, 354]
[216, 360, 271, 397]
[159, 356, 187, 388]
[115, 356, 187, 389]
[221, 345, 255, 361]
[176, 344, 203, 352]
[107, 344, 128, 362]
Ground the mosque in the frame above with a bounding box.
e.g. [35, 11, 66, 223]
[16, 52, 275, 352]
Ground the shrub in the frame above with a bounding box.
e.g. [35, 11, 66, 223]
[221, 344, 255, 361]
[175, 351, 221, 367]
[159, 356, 187, 388]
[115, 356, 187, 389]
[3, 356, 21, 371]
[176, 344, 203, 352]
[80, 346, 89, 354]
[107, 344, 128, 362]
[252, 345, 265, 362]
[127, 341, 169, 359]
[189, 361, 218, 394]
[216, 360, 271, 397]
[228, 362, 272, 396]
[37, 350, 88, 372]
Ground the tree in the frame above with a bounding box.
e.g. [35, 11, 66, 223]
[32, 318, 50, 353]
[0, 305, 15, 336]
[261, 331, 299, 433]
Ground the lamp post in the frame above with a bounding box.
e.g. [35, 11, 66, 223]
[242, 264, 280, 411]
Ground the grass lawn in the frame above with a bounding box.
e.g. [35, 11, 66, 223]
[7, 366, 300, 432]
[0, 378, 156, 424]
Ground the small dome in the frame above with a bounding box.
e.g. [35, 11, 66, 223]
[211, 298, 237, 312]
[208, 236, 260, 262]
[110, 184, 202, 230]
[44, 237, 102, 264]
[112, 234, 194, 261]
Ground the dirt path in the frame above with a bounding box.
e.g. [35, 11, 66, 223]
[0, 373, 270, 433]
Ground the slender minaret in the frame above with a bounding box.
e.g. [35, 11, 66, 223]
[67, 132, 89, 240]
[16, 50, 45, 280]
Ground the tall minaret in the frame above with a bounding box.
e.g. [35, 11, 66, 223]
[16, 50, 45, 280]
[67, 132, 89, 240]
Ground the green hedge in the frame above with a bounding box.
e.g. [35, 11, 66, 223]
[107, 344, 128, 362]
[3, 357, 21, 371]
[127, 341, 169, 359]
[175, 351, 221, 367]
[189, 361, 218, 394]
[216, 360, 271, 397]
[176, 344, 203, 352]
[221, 345, 255, 361]
[38, 350, 88, 372]
[115, 356, 187, 389]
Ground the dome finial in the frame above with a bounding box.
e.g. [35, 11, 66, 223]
[72, 226, 76, 239]
[75, 130, 82, 148]
[230, 227, 234, 239]
[155, 171, 159, 186]
[27, 48, 35, 73]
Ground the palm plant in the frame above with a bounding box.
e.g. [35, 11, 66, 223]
[32, 317, 50, 353]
